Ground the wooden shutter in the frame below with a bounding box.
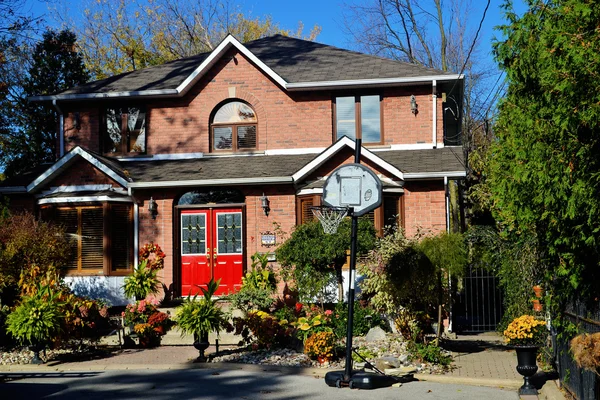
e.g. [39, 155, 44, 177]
[110, 204, 133, 272]
[297, 196, 319, 225]
[81, 207, 104, 271]
[56, 208, 79, 270]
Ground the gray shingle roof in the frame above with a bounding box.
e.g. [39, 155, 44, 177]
[118, 148, 464, 183]
[55, 35, 453, 97]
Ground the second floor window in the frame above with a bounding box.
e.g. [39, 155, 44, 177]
[211, 101, 257, 151]
[104, 107, 146, 154]
[335, 95, 382, 144]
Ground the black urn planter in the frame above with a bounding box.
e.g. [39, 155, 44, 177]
[514, 345, 538, 395]
[193, 333, 210, 362]
[29, 342, 45, 365]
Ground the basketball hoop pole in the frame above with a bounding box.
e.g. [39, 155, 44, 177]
[343, 138, 362, 381]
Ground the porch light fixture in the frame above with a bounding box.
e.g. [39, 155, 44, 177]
[410, 95, 418, 115]
[148, 197, 158, 219]
[260, 193, 270, 216]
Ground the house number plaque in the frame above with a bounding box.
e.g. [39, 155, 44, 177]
[260, 231, 276, 247]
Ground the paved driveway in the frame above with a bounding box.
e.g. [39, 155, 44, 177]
[0, 368, 519, 399]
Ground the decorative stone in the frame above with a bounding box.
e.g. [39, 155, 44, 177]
[375, 356, 401, 370]
[384, 366, 417, 376]
[365, 326, 387, 342]
[399, 354, 409, 364]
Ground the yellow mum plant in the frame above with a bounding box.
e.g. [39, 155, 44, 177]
[503, 315, 547, 346]
[304, 331, 335, 360]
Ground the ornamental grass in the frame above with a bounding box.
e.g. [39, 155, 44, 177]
[503, 314, 546, 346]
[571, 332, 600, 373]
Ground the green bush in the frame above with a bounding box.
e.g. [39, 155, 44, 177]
[6, 285, 64, 345]
[332, 302, 388, 338]
[408, 341, 452, 366]
[227, 253, 277, 313]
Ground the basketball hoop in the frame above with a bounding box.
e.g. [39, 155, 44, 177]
[310, 206, 349, 234]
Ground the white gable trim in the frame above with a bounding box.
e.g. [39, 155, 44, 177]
[38, 195, 134, 205]
[176, 35, 288, 94]
[292, 137, 404, 182]
[26, 147, 129, 193]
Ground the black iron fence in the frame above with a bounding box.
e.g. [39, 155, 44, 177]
[555, 302, 600, 399]
[453, 266, 504, 332]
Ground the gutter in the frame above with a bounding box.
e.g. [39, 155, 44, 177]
[286, 75, 462, 91]
[52, 100, 64, 157]
[0, 186, 28, 194]
[403, 171, 466, 180]
[432, 80, 437, 148]
[128, 176, 293, 189]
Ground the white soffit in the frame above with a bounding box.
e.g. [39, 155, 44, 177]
[26, 147, 129, 193]
[292, 136, 404, 182]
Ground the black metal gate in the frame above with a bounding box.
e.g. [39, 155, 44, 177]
[453, 266, 504, 332]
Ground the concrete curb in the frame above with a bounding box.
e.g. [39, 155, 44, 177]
[413, 373, 522, 390]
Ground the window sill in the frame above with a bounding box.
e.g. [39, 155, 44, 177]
[105, 152, 146, 158]
[207, 150, 264, 157]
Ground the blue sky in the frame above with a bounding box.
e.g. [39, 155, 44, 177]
[26, 0, 522, 65]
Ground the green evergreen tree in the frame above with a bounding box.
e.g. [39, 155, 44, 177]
[488, 0, 600, 306]
[3, 29, 88, 176]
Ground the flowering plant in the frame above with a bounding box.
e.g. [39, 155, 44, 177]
[503, 315, 546, 346]
[122, 299, 159, 326]
[304, 331, 336, 360]
[139, 243, 166, 270]
[147, 311, 173, 334]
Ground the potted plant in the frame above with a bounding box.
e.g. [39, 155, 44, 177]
[175, 278, 230, 361]
[5, 285, 64, 364]
[304, 331, 335, 364]
[122, 260, 161, 301]
[532, 285, 543, 298]
[503, 315, 547, 395]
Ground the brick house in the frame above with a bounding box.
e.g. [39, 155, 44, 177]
[0, 35, 465, 304]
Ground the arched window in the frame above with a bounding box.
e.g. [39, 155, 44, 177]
[211, 101, 257, 151]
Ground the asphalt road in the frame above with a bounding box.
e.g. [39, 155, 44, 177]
[0, 368, 519, 399]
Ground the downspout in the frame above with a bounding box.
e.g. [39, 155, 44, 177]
[432, 80, 438, 148]
[130, 186, 139, 267]
[445, 176, 453, 333]
[52, 100, 64, 157]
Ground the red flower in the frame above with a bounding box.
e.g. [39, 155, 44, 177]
[295, 302, 303, 313]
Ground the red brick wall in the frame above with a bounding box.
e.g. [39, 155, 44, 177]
[47, 157, 122, 188]
[403, 181, 447, 237]
[60, 48, 445, 155]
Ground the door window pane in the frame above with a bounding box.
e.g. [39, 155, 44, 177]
[361, 95, 381, 143]
[181, 214, 206, 255]
[336, 96, 356, 140]
[217, 213, 242, 254]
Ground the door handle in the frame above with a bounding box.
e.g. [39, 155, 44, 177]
[213, 248, 217, 260]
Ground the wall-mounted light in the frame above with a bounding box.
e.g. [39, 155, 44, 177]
[260, 193, 270, 216]
[148, 197, 158, 219]
[74, 112, 81, 130]
[410, 95, 418, 115]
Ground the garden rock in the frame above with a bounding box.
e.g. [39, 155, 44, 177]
[375, 356, 401, 370]
[365, 326, 386, 342]
[384, 366, 418, 377]
[399, 354, 409, 364]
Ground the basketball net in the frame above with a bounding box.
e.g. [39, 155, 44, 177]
[310, 206, 348, 234]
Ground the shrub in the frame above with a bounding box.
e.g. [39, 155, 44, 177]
[0, 213, 71, 306]
[233, 310, 295, 349]
[332, 301, 388, 339]
[227, 253, 277, 313]
[408, 341, 452, 366]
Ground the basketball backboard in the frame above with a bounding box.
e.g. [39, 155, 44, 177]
[322, 163, 382, 217]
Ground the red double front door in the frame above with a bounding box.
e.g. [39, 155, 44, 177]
[180, 208, 243, 296]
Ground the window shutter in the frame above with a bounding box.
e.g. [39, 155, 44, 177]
[56, 208, 79, 270]
[299, 197, 315, 224]
[111, 204, 133, 272]
[81, 208, 104, 270]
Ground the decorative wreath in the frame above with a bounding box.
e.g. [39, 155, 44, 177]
[139, 243, 166, 270]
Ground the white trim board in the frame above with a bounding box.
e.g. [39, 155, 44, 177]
[291, 136, 404, 182]
[38, 196, 134, 205]
[128, 176, 293, 189]
[27, 147, 130, 193]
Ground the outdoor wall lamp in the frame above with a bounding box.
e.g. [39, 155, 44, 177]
[148, 197, 158, 219]
[74, 112, 81, 130]
[410, 95, 418, 115]
[260, 193, 270, 216]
